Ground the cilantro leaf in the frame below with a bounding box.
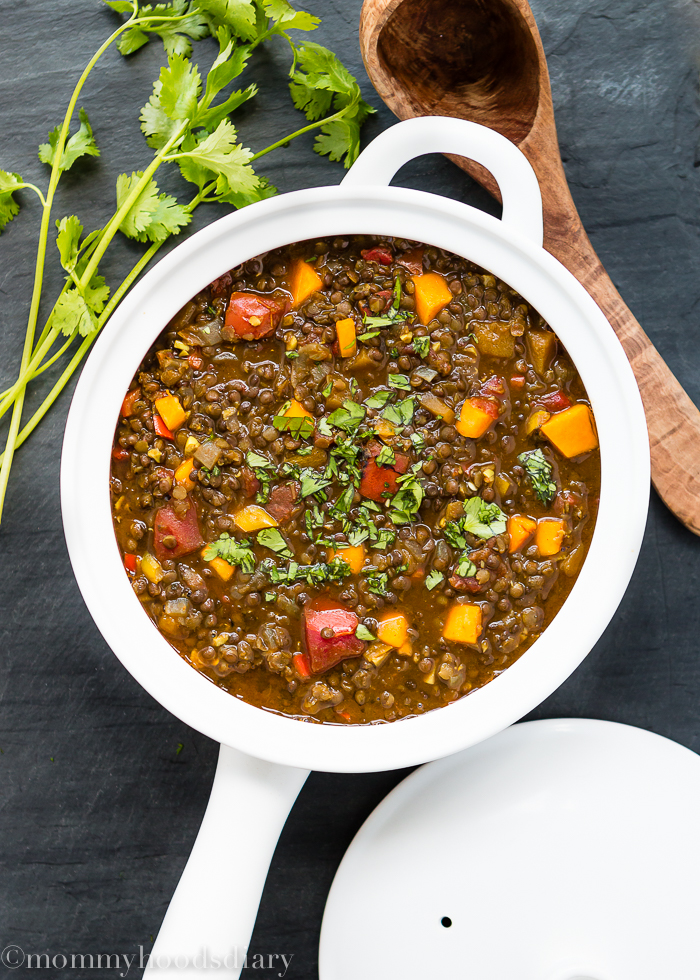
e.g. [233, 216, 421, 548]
[203, 532, 255, 572]
[327, 399, 366, 434]
[447, 496, 508, 542]
[382, 396, 415, 428]
[300, 469, 331, 498]
[387, 374, 411, 391]
[53, 274, 110, 338]
[518, 448, 557, 505]
[263, 556, 351, 586]
[273, 406, 315, 439]
[366, 390, 392, 410]
[331, 484, 355, 516]
[425, 569, 444, 591]
[414, 336, 430, 358]
[257, 527, 293, 558]
[159, 52, 202, 121]
[38, 108, 100, 173]
[246, 450, 272, 469]
[262, 0, 320, 33]
[116, 172, 191, 243]
[388, 473, 423, 525]
[196, 0, 258, 41]
[55, 216, 84, 272]
[172, 118, 260, 200]
[114, 1, 209, 57]
[457, 554, 477, 577]
[289, 42, 375, 167]
[375, 444, 396, 467]
[0, 170, 24, 232]
[355, 624, 376, 642]
[362, 567, 391, 597]
[141, 80, 185, 150]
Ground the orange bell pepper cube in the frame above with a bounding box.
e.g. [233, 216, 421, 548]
[376, 611, 410, 649]
[535, 518, 566, 556]
[456, 397, 499, 438]
[123, 553, 138, 573]
[284, 398, 314, 420]
[174, 457, 196, 491]
[327, 544, 366, 575]
[540, 404, 598, 458]
[233, 504, 278, 533]
[507, 514, 537, 554]
[335, 317, 357, 357]
[121, 388, 141, 418]
[442, 603, 482, 645]
[289, 258, 323, 307]
[155, 393, 186, 432]
[208, 556, 234, 581]
[412, 272, 452, 324]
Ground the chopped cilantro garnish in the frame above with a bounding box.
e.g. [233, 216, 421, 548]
[388, 472, 424, 525]
[355, 624, 376, 642]
[327, 399, 366, 435]
[262, 556, 351, 587]
[372, 527, 396, 550]
[362, 567, 392, 596]
[357, 329, 380, 341]
[382, 396, 415, 428]
[257, 528, 293, 559]
[202, 534, 255, 574]
[273, 412, 315, 439]
[317, 416, 334, 439]
[376, 444, 396, 467]
[388, 374, 411, 391]
[457, 554, 477, 577]
[366, 390, 393, 410]
[322, 380, 333, 398]
[264, 592, 277, 603]
[518, 448, 557, 504]
[285, 350, 299, 359]
[445, 497, 508, 544]
[410, 432, 425, 451]
[413, 336, 430, 358]
[247, 451, 271, 469]
[294, 444, 315, 457]
[300, 469, 332, 498]
[246, 450, 274, 503]
[425, 569, 444, 590]
[331, 484, 356, 516]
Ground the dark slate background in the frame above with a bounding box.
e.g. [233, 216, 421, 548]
[2, 0, 700, 976]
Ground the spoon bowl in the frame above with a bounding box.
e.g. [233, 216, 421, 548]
[361, 0, 700, 536]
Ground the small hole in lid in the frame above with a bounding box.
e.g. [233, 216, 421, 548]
[441, 916, 452, 928]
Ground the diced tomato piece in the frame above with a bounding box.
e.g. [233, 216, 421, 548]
[188, 347, 204, 371]
[539, 390, 572, 412]
[359, 441, 409, 502]
[124, 553, 138, 573]
[361, 247, 393, 266]
[223, 292, 286, 340]
[469, 396, 500, 419]
[480, 375, 506, 399]
[153, 496, 204, 560]
[302, 600, 365, 674]
[241, 467, 261, 499]
[293, 652, 311, 679]
[112, 447, 129, 461]
[397, 248, 424, 274]
[510, 375, 526, 389]
[210, 272, 232, 297]
[153, 414, 174, 440]
[121, 388, 141, 418]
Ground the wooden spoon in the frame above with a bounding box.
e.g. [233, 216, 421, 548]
[360, 0, 700, 535]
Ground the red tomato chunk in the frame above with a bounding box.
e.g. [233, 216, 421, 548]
[359, 441, 409, 502]
[302, 600, 365, 673]
[224, 292, 286, 340]
[154, 497, 204, 560]
[539, 390, 572, 412]
[361, 247, 393, 266]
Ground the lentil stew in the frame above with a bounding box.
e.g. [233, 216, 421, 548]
[110, 236, 600, 725]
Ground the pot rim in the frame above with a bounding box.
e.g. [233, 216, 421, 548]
[61, 179, 649, 773]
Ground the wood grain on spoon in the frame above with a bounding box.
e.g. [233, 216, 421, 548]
[360, 0, 700, 535]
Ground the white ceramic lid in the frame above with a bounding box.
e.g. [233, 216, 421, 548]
[320, 718, 700, 979]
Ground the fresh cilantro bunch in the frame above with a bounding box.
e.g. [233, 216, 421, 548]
[0, 0, 374, 525]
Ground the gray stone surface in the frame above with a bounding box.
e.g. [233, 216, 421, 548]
[1, 0, 699, 976]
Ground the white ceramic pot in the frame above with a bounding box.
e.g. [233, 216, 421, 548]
[61, 117, 649, 977]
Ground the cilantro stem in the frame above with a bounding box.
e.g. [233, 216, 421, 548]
[249, 103, 358, 162]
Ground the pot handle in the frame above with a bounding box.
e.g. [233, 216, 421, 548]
[143, 744, 309, 979]
[342, 116, 543, 247]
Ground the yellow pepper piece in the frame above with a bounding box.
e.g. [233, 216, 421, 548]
[141, 552, 164, 584]
[374, 418, 396, 441]
[154, 393, 186, 431]
[233, 505, 278, 533]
